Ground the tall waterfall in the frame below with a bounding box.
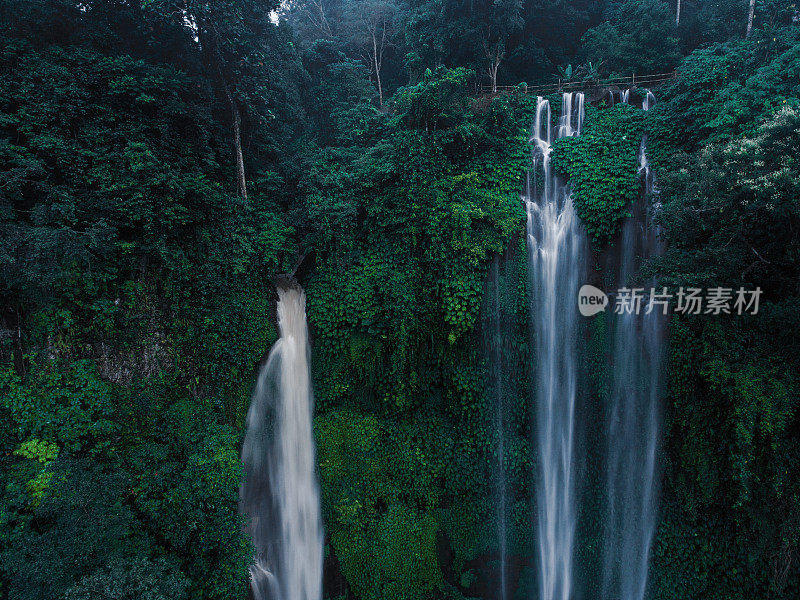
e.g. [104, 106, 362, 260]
[527, 92, 585, 600]
[601, 133, 664, 600]
[240, 284, 324, 600]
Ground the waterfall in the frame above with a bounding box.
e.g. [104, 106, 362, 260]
[240, 284, 324, 600]
[527, 92, 586, 600]
[643, 90, 656, 111]
[601, 133, 664, 600]
[607, 89, 629, 106]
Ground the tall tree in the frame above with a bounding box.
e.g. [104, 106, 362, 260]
[747, 0, 756, 36]
[293, 0, 337, 38]
[283, 0, 345, 43]
[342, 0, 404, 107]
[580, 0, 681, 76]
[476, 0, 523, 92]
[144, 0, 283, 198]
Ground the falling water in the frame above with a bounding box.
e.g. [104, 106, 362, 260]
[240, 283, 324, 600]
[643, 90, 656, 111]
[527, 93, 585, 600]
[607, 89, 630, 106]
[601, 132, 664, 600]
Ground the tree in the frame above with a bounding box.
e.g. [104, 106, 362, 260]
[580, 0, 681, 75]
[283, 0, 354, 49]
[342, 0, 404, 107]
[472, 0, 523, 92]
[286, 0, 339, 40]
[144, 0, 285, 199]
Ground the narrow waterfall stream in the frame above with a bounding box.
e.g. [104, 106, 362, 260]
[601, 113, 665, 600]
[527, 92, 586, 600]
[240, 283, 323, 600]
[643, 90, 656, 111]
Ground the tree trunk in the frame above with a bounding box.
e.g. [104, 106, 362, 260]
[676, 0, 681, 25]
[226, 86, 248, 199]
[372, 30, 383, 108]
[197, 17, 248, 199]
[746, 0, 756, 37]
[482, 37, 503, 94]
[489, 60, 500, 93]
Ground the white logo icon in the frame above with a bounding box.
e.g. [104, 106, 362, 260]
[578, 285, 608, 316]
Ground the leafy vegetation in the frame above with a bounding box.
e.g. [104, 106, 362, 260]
[2, 0, 800, 599]
[551, 103, 645, 242]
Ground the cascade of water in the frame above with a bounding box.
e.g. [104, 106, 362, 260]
[621, 89, 630, 105]
[601, 132, 664, 600]
[527, 92, 586, 600]
[557, 92, 584, 138]
[643, 90, 656, 111]
[240, 284, 323, 600]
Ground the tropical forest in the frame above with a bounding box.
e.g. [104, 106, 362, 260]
[1, 1, 799, 599]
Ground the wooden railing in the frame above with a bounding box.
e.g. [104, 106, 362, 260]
[479, 72, 678, 95]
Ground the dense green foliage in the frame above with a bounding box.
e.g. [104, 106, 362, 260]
[0, 1, 290, 598]
[638, 25, 800, 598]
[551, 103, 645, 242]
[580, 0, 682, 75]
[304, 70, 538, 595]
[2, 0, 800, 599]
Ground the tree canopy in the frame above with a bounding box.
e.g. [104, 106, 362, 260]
[2, 0, 800, 599]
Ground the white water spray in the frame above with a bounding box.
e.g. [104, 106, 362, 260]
[240, 284, 323, 600]
[601, 132, 664, 600]
[643, 90, 656, 111]
[527, 93, 585, 600]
